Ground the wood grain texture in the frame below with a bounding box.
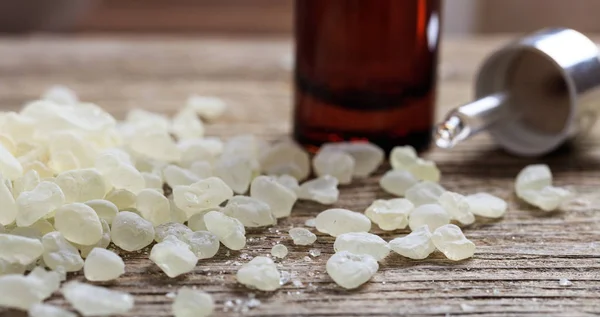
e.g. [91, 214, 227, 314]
[1, 35, 600, 317]
[77, 0, 293, 34]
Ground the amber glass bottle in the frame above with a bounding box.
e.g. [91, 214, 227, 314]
[293, 0, 441, 153]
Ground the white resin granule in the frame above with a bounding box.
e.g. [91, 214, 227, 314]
[0, 274, 45, 310]
[431, 224, 476, 261]
[54, 203, 103, 245]
[167, 201, 187, 225]
[155, 222, 193, 242]
[172, 287, 215, 317]
[388, 145, 441, 182]
[200, 137, 224, 157]
[27, 266, 61, 299]
[515, 164, 571, 211]
[0, 142, 23, 180]
[519, 186, 572, 212]
[130, 130, 181, 162]
[29, 219, 55, 236]
[223, 195, 276, 227]
[260, 141, 311, 181]
[173, 177, 233, 218]
[312, 149, 355, 184]
[390, 145, 418, 170]
[0, 134, 15, 157]
[379, 170, 419, 196]
[110, 211, 155, 251]
[44, 114, 106, 165]
[16, 181, 65, 227]
[0, 175, 17, 225]
[250, 175, 297, 218]
[23, 261, 61, 298]
[47, 131, 98, 173]
[29, 303, 77, 317]
[95, 152, 145, 194]
[405, 181, 446, 206]
[204, 210, 246, 250]
[10, 226, 43, 240]
[61, 281, 134, 316]
[304, 218, 316, 227]
[185, 94, 227, 121]
[271, 244, 288, 258]
[438, 191, 475, 225]
[315, 208, 371, 237]
[171, 108, 205, 141]
[105, 188, 136, 210]
[289, 227, 317, 245]
[408, 204, 450, 231]
[12, 169, 40, 199]
[466, 192, 507, 218]
[279, 270, 292, 285]
[559, 278, 573, 286]
[54, 168, 106, 203]
[0, 233, 44, 265]
[42, 231, 84, 272]
[126, 108, 170, 132]
[185, 139, 221, 163]
[20, 144, 48, 167]
[407, 158, 441, 182]
[213, 156, 256, 194]
[273, 174, 300, 193]
[515, 164, 552, 193]
[297, 175, 339, 205]
[150, 235, 198, 278]
[236, 256, 281, 291]
[222, 134, 265, 160]
[388, 225, 435, 259]
[136, 188, 171, 226]
[320, 142, 384, 177]
[0, 112, 34, 147]
[333, 232, 390, 261]
[23, 161, 54, 179]
[42, 85, 78, 105]
[142, 172, 163, 190]
[0, 260, 27, 276]
[84, 248, 125, 281]
[186, 209, 216, 231]
[309, 249, 321, 257]
[98, 148, 133, 170]
[163, 164, 200, 187]
[178, 139, 219, 167]
[77, 219, 111, 258]
[326, 251, 378, 289]
[365, 198, 413, 231]
[182, 231, 220, 259]
[84, 199, 118, 224]
[189, 161, 213, 179]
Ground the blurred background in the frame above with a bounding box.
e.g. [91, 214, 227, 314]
[1, 0, 600, 35]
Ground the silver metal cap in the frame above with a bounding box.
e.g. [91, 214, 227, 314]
[436, 28, 600, 156]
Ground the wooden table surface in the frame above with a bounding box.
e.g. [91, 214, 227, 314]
[1, 35, 600, 317]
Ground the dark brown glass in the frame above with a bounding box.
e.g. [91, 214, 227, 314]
[293, 0, 441, 153]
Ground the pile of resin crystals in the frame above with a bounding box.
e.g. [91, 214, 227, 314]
[0, 86, 571, 316]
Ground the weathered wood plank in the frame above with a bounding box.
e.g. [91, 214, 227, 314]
[0, 35, 599, 317]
